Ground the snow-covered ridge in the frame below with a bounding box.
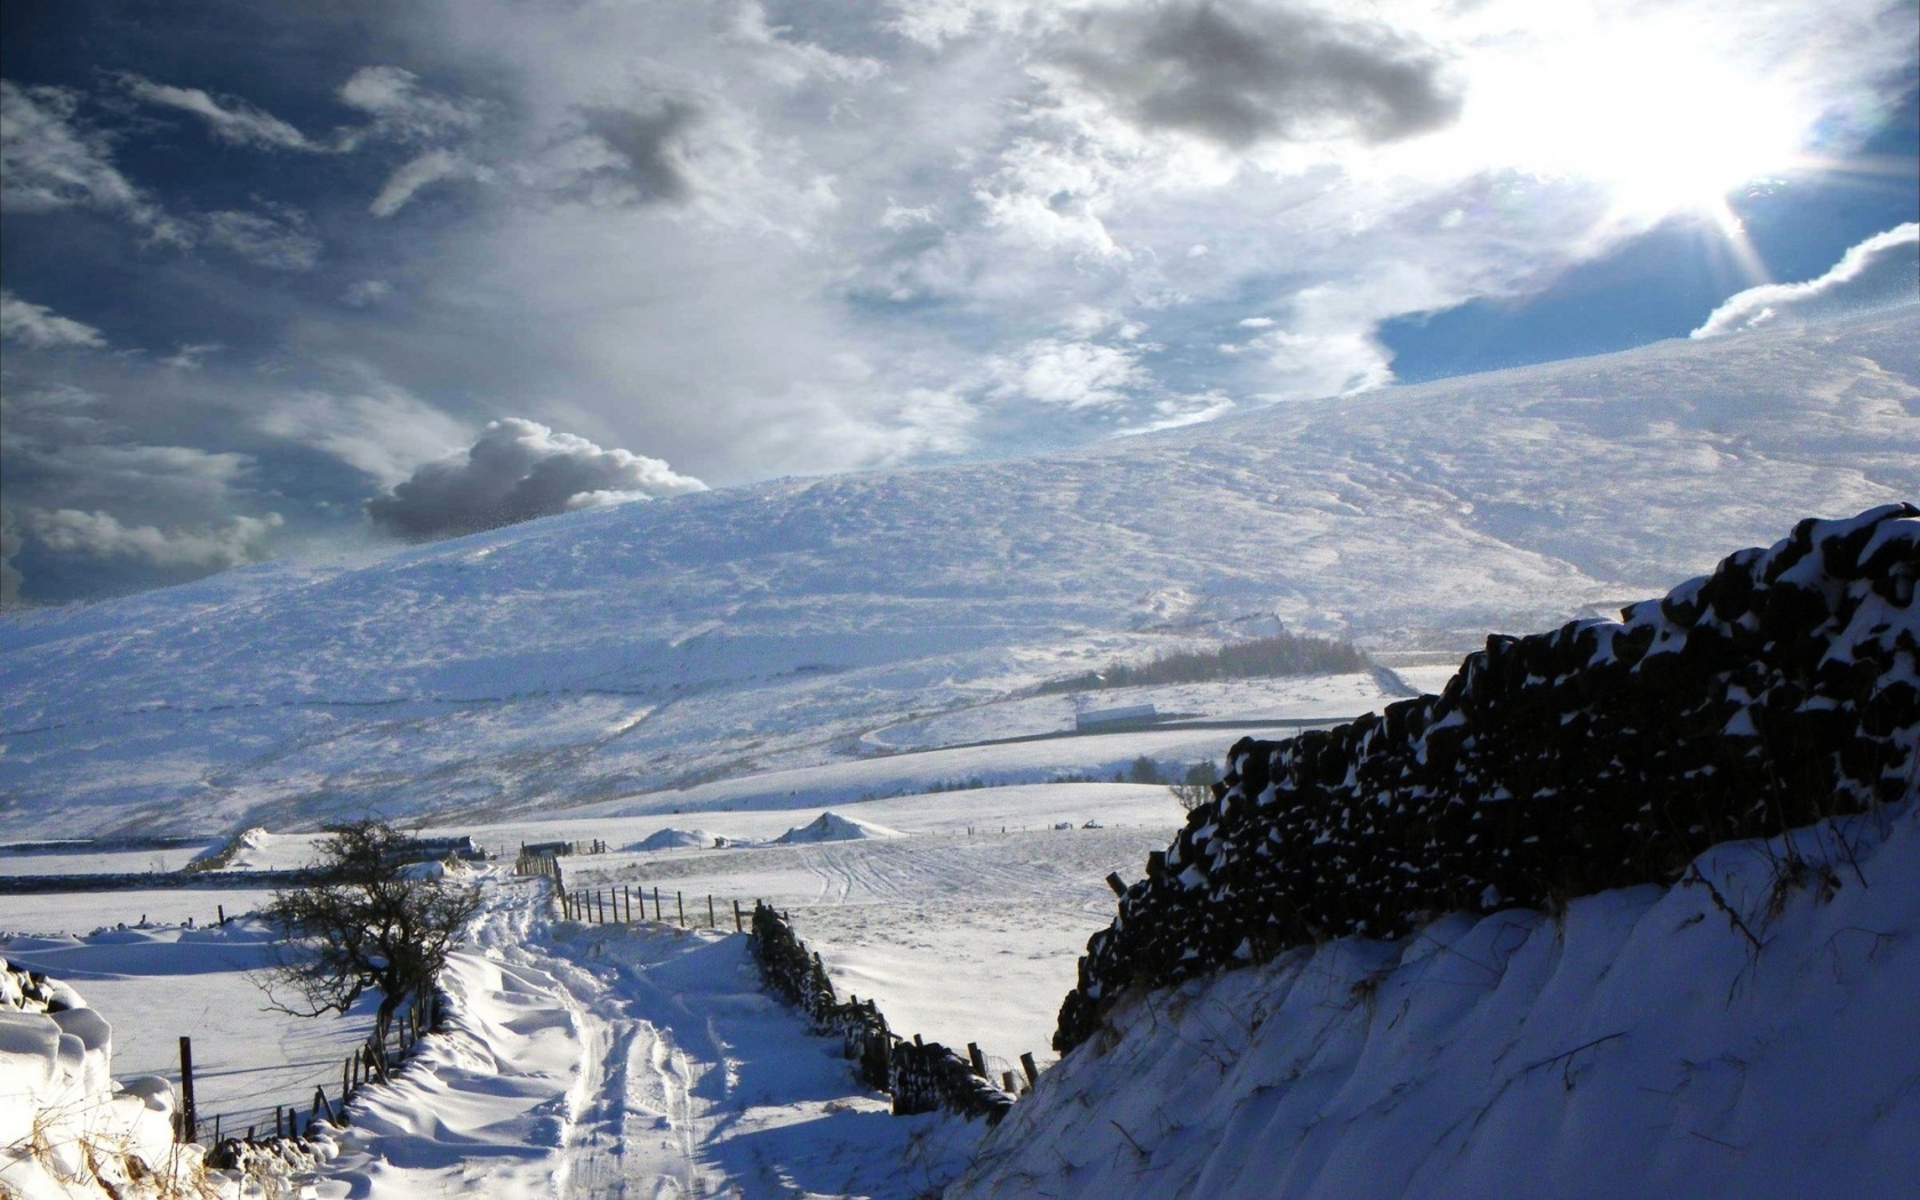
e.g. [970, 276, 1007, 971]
[1, 308, 1914, 838]
[1057, 504, 1919, 1051]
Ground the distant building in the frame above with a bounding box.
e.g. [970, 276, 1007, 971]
[1075, 703, 1158, 732]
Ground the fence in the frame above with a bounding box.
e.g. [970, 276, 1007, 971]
[180, 986, 444, 1166]
[750, 901, 1028, 1124]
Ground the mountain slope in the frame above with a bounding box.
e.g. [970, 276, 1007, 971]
[1, 308, 1914, 837]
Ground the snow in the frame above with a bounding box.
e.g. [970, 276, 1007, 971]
[948, 804, 1920, 1199]
[0, 920, 378, 1144]
[4, 307, 1914, 839]
[1, 968, 204, 1199]
[629, 827, 714, 851]
[309, 873, 982, 1198]
[0, 313, 1914, 1195]
[774, 812, 903, 843]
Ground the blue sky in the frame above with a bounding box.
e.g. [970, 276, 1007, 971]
[2, 0, 1916, 604]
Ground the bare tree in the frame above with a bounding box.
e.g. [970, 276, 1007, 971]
[1169, 759, 1222, 812]
[258, 820, 481, 1036]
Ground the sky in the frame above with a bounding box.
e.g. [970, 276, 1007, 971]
[2, 0, 1916, 605]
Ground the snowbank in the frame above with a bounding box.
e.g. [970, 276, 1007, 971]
[950, 805, 1920, 1199]
[0, 960, 199, 1198]
[774, 812, 903, 844]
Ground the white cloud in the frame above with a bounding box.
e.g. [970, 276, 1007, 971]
[365, 418, 707, 541]
[1692, 223, 1920, 338]
[22, 507, 283, 569]
[0, 80, 185, 242]
[200, 207, 322, 269]
[991, 339, 1150, 409]
[0, 290, 106, 348]
[159, 343, 221, 371]
[120, 73, 317, 151]
[254, 380, 472, 487]
[369, 149, 478, 217]
[337, 66, 483, 147]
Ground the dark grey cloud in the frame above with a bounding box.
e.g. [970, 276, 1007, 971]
[365, 418, 706, 541]
[1056, 1, 1461, 148]
[580, 101, 702, 203]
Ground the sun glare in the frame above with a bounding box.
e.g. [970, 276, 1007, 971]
[1449, 10, 1811, 255]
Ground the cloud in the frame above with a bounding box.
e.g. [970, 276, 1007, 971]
[254, 380, 472, 487]
[0, 290, 106, 348]
[336, 66, 483, 147]
[0, 506, 21, 606]
[990, 338, 1150, 409]
[21, 507, 283, 568]
[0, 80, 184, 242]
[578, 102, 703, 204]
[365, 418, 707, 541]
[120, 73, 317, 151]
[1692, 223, 1920, 338]
[1053, 0, 1462, 148]
[342, 279, 395, 307]
[200, 206, 322, 269]
[369, 149, 478, 217]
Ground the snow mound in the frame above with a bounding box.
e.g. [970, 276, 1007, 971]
[631, 827, 714, 851]
[0, 961, 211, 1197]
[774, 812, 902, 844]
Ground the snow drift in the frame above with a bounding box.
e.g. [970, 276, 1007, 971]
[631, 827, 715, 851]
[0, 961, 196, 1198]
[775, 812, 902, 844]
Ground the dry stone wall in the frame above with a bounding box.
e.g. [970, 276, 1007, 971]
[1056, 504, 1920, 1053]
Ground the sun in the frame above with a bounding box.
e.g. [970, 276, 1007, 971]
[1445, 10, 1811, 249]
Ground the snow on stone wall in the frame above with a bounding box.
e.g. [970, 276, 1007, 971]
[1056, 503, 1920, 1053]
[0, 960, 192, 1198]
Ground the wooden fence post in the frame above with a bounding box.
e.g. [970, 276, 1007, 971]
[177, 1036, 197, 1144]
[968, 1043, 987, 1078]
[623, 885, 631, 922]
[677, 891, 685, 927]
[733, 900, 743, 932]
[1020, 1052, 1039, 1085]
[708, 895, 716, 928]
[654, 887, 662, 921]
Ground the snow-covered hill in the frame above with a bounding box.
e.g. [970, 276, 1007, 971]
[2, 309, 1914, 838]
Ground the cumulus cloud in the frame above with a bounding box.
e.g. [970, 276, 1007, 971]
[1692, 223, 1920, 338]
[365, 418, 707, 541]
[0, 290, 106, 348]
[1053, 0, 1462, 148]
[120, 73, 317, 151]
[990, 339, 1150, 409]
[21, 507, 283, 569]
